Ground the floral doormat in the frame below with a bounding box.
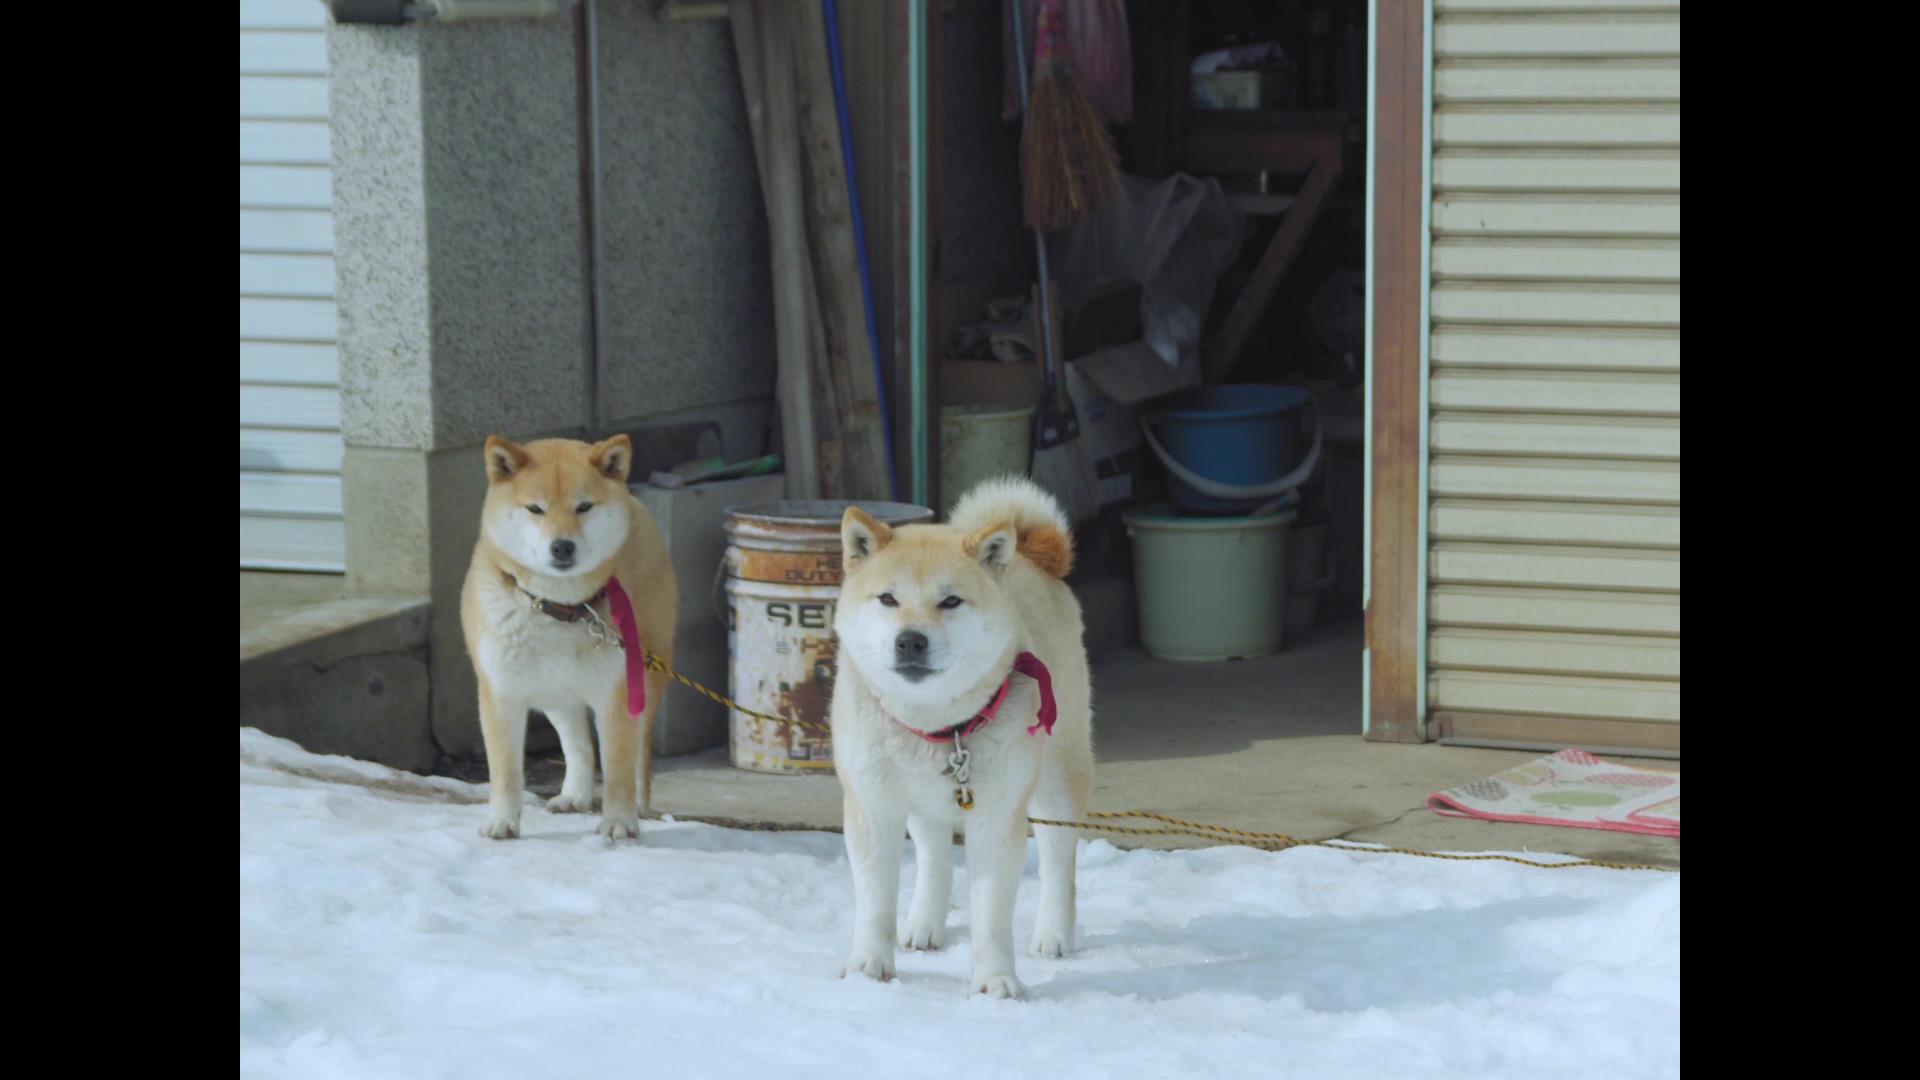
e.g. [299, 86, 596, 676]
[1428, 749, 1679, 837]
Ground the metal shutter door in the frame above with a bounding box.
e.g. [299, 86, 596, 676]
[240, 0, 346, 570]
[1428, 0, 1679, 755]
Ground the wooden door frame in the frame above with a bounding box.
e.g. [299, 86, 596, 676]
[1365, 0, 1429, 743]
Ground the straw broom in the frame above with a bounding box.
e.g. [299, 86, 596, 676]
[1019, 0, 1121, 233]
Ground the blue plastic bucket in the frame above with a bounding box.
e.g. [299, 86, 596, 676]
[1143, 385, 1316, 514]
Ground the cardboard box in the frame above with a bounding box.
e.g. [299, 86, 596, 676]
[1063, 341, 1195, 507]
[1191, 70, 1279, 111]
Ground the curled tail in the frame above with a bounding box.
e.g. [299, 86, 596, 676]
[947, 474, 1075, 579]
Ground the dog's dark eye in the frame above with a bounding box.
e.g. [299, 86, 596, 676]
[878, 593, 898, 607]
[526, 505, 545, 515]
[939, 595, 964, 609]
[576, 502, 593, 514]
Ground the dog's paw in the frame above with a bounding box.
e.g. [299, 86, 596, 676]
[1029, 928, 1072, 958]
[545, 792, 595, 814]
[842, 953, 895, 982]
[479, 814, 521, 840]
[596, 813, 641, 841]
[970, 973, 1026, 1000]
[901, 921, 947, 951]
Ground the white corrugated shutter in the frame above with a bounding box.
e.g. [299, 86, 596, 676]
[240, 0, 346, 571]
[1428, 0, 1679, 754]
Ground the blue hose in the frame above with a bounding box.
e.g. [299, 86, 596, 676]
[822, 0, 900, 501]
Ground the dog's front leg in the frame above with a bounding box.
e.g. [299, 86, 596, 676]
[478, 680, 529, 839]
[543, 707, 597, 814]
[902, 813, 954, 951]
[594, 681, 642, 841]
[842, 788, 905, 982]
[964, 810, 1029, 999]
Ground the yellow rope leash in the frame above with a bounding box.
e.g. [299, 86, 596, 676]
[640, 653, 1677, 875]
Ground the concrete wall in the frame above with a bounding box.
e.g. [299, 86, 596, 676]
[594, 4, 775, 427]
[327, 12, 775, 763]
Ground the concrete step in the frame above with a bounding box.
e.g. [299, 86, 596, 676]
[241, 595, 436, 773]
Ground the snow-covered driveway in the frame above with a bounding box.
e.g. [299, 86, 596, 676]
[240, 730, 1679, 1079]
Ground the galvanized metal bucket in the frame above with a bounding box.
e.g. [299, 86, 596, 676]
[723, 500, 934, 774]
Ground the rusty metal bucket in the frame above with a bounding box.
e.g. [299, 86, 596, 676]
[722, 500, 933, 774]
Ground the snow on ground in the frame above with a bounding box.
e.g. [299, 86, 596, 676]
[240, 729, 1679, 1080]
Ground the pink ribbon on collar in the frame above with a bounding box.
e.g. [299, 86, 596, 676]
[1013, 651, 1057, 736]
[604, 576, 646, 718]
[894, 650, 1059, 743]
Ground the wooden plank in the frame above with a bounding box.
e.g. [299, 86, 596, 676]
[1434, 710, 1679, 757]
[1431, 584, 1679, 635]
[240, 297, 338, 341]
[1434, 194, 1677, 237]
[1433, 237, 1679, 281]
[1433, 325, 1678, 369]
[240, 120, 332, 165]
[1431, 669, 1679, 723]
[1367, 1, 1426, 743]
[239, 31, 329, 75]
[240, 76, 330, 120]
[794, 0, 892, 500]
[1431, 627, 1679, 679]
[1436, 60, 1681, 102]
[1430, 370, 1679, 414]
[1187, 121, 1338, 175]
[240, 209, 334, 253]
[1205, 137, 1343, 381]
[240, 385, 343, 430]
[831, 1, 899, 489]
[241, 342, 341, 386]
[1434, 150, 1678, 192]
[239, 428, 345, 474]
[1430, 498, 1679, 548]
[239, 515, 348, 572]
[737, 0, 820, 499]
[1437, 105, 1679, 147]
[1431, 456, 1679, 503]
[240, 165, 333, 209]
[1436, 16, 1681, 59]
[1431, 541, 1680, 591]
[240, 253, 337, 298]
[240, 471, 344, 518]
[1432, 412, 1678, 459]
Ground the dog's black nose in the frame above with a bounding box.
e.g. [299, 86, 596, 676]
[895, 631, 929, 662]
[550, 539, 576, 561]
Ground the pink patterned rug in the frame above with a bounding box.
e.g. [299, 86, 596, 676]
[1428, 749, 1679, 838]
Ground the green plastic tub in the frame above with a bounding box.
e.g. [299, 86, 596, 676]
[1123, 504, 1296, 661]
[939, 404, 1035, 511]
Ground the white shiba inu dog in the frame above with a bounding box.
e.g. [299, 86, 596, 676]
[831, 476, 1094, 999]
[459, 434, 677, 842]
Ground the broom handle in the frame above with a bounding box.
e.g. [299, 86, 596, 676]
[1010, 0, 1060, 389]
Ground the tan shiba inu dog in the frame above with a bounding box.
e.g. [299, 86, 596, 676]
[459, 434, 677, 841]
[831, 476, 1094, 999]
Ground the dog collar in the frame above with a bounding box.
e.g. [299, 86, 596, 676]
[896, 651, 1058, 743]
[499, 569, 648, 719]
[502, 570, 608, 623]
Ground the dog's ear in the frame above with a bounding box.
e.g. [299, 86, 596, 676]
[588, 434, 633, 481]
[841, 506, 893, 567]
[1018, 524, 1075, 579]
[964, 519, 1018, 573]
[485, 436, 530, 483]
